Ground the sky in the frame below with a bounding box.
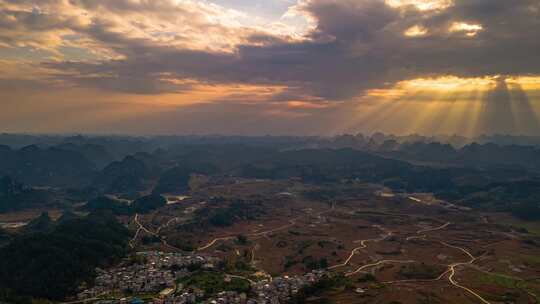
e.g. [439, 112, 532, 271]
[1, 0, 540, 136]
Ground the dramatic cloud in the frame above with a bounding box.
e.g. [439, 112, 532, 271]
[0, 0, 539, 135]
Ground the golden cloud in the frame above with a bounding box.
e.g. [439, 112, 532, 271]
[404, 25, 428, 37]
[449, 22, 483, 37]
[385, 0, 453, 11]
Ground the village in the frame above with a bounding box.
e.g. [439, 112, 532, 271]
[77, 251, 220, 301]
[77, 251, 329, 304]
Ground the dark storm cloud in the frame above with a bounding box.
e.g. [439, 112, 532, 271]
[46, 20, 400, 99]
[395, 0, 540, 77]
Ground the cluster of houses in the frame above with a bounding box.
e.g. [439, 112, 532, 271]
[77, 252, 221, 300]
[152, 288, 204, 304]
[153, 270, 327, 304]
[79, 251, 329, 304]
[246, 270, 326, 304]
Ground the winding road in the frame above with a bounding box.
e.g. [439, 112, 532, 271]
[130, 213, 182, 251]
[157, 216, 181, 233]
[330, 219, 492, 304]
[197, 203, 335, 251]
[345, 259, 416, 277]
[129, 214, 152, 248]
[329, 225, 392, 270]
[417, 222, 451, 234]
[384, 222, 493, 304]
[440, 241, 491, 304]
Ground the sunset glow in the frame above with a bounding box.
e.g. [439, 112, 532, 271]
[386, 0, 453, 11]
[0, 0, 539, 135]
[3, 2, 540, 302]
[404, 25, 429, 37]
[449, 22, 484, 36]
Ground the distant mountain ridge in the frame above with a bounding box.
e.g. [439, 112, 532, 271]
[0, 145, 96, 187]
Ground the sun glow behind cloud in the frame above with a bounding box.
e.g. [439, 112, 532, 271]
[1, 0, 540, 135]
[336, 75, 540, 137]
[398, 76, 496, 92]
[386, 0, 453, 11]
[507, 76, 540, 91]
[365, 76, 498, 103]
[449, 22, 483, 37]
[404, 25, 428, 37]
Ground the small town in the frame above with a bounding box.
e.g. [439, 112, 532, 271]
[77, 251, 220, 302]
[77, 251, 328, 304]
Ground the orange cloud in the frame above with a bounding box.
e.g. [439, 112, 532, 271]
[404, 25, 428, 37]
[385, 0, 453, 11]
[449, 22, 483, 37]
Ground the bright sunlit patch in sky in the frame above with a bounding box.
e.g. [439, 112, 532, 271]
[210, 0, 295, 19]
[399, 76, 495, 91]
[366, 76, 498, 100]
[507, 76, 540, 90]
[366, 75, 538, 99]
[385, 0, 453, 11]
[209, 0, 311, 38]
[350, 75, 540, 137]
[449, 22, 484, 37]
[404, 25, 428, 37]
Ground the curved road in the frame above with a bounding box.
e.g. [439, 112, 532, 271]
[337, 219, 492, 304]
[329, 225, 392, 270]
[388, 222, 492, 304]
[345, 259, 416, 277]
[130, 214, 182, 251]
[197, 203, 335, 251]
[440, 241, 491, 304]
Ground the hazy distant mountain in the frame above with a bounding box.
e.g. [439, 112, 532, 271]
[153, 166, 193, 194]
[457, 143, 540, 169]
[393, 142, 457, 163]
[92, 156, 149, 194]
[0, 145, 96, 187]
[384, 141, 540, 170]
[0, 177, 57, 212]
[153, 163, 216, 194]
[53, 143, 114, 169]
